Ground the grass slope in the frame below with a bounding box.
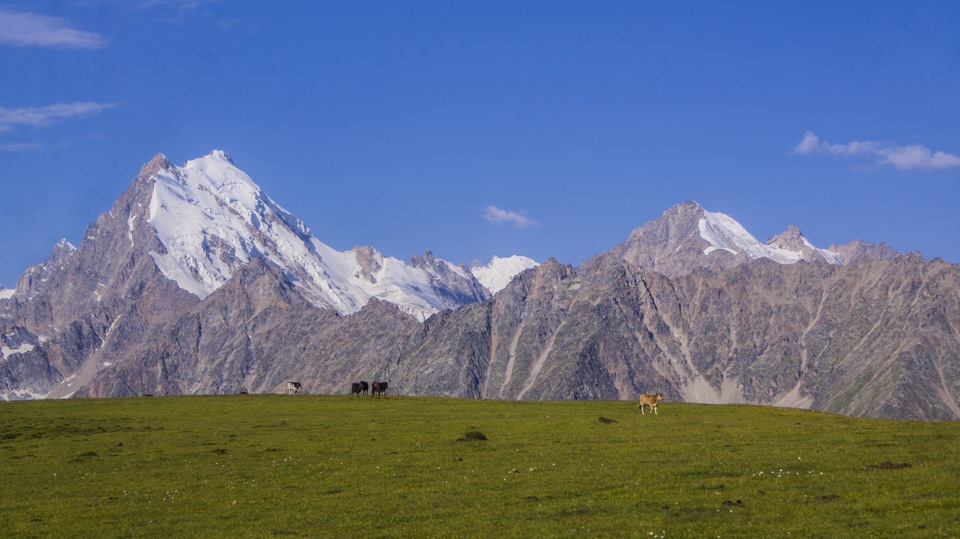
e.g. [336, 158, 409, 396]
[1, 395, 959, 538]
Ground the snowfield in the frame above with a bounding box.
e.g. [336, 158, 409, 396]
[471, 255, 539, 294]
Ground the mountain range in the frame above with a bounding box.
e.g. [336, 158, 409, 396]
[2, 151, 957, 420]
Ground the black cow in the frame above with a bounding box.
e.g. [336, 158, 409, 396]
[351, 382, 362, 397]
[371, 381, 388, 398]
[359, 381, 369, 395]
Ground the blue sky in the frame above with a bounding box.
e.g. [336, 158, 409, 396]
[2, 1, 959, 287]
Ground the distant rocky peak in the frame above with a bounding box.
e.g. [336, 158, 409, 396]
[763, 226, 842, 265]
[828, 240, 900, 264]
[608, 201, 857, 278]
[14, 237, 79, 298]
[410, 249, 437, 267]
[647, 199, 706, 230]
[410, 249, 469, 280]
[766, 225, 805, 249]
[669, 199, 705, 214]
[136, 153, 177, 182]
[52, 238, 77, 258]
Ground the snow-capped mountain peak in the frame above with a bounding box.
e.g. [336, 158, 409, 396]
[147, 150, 304, 299]
[765, 225, 842, 265]
[140, 151, 491, 321]
[610, 200, 891, 279]
[699, 210, 842, 265]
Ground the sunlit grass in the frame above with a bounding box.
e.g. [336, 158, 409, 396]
[1, 395, 958, 537]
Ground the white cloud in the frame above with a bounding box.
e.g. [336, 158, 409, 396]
[0, 102, 118, 133]
[482, 206, 539, 228]
[793, 131, 821, 155]
[877, 145, 960, 171]
[793, 131, 960, 171]
[0, 8, 107, 49]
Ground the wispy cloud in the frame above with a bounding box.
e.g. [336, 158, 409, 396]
[135, 0, 214, 9]
[0, 8, 107, 49]
[86, 0, 221, 22]
[79, 0, 214, 10]
[793, 131, 960, 171]
[0, 141, 43, 152]
[482, 206, 539, 228]
[0, 102, 118, 133]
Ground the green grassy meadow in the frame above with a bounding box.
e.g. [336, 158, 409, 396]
[1, 395, 958, 538]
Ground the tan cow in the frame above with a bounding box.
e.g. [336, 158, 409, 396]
[638, 393, 663, 415]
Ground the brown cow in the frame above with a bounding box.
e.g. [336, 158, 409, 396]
[638, 393, 663, 415]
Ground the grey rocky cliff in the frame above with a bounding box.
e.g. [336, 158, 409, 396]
[1, 155, 199, 399]
[78, 257, 418, 397]
[383, 253, 960, 420]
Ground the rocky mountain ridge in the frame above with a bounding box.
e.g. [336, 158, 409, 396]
[383, 253, 960, 419]
[600, 200, 894, 278]
[2, 152, 957, 421]
[0, 151, 527, 400]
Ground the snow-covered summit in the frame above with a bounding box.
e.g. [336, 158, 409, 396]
[699, 210, 842, 265]
[611, 200, 884, 279]
[143, 151, 489, 321]
[471, 255, 539, 294]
